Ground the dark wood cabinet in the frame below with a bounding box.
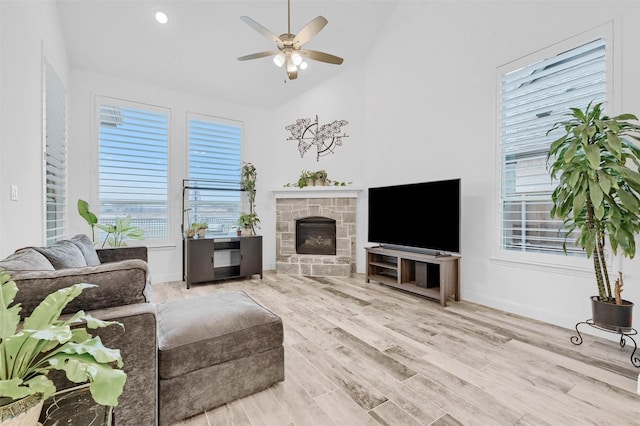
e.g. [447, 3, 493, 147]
[184, 236, 262, 288]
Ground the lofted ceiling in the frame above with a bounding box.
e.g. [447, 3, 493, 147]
[56, 0, 398, 109]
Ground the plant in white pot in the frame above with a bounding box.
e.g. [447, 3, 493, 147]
[0, 269, 127, 424]
[547, 101, 640, 331]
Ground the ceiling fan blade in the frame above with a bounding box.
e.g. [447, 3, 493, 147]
[293, 16, 328, 47]
[237, 50, 280, 61]
[240, 16, 283, 47]
[300, 49, 344, 65]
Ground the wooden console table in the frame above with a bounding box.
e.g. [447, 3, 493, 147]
[365, 246, 460, 306]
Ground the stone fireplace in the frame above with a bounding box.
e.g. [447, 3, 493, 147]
[274, 187, 361, 277]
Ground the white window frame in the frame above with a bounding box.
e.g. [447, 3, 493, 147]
[43, 58, 67, 246]
[493, 23, 615, 271]
[95, 95, 171, 247]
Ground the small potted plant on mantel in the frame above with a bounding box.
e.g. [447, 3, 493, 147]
[547, 101, 640, 331]
[0, 269, 126, 424]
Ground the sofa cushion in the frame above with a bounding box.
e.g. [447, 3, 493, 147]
[157, 291, 283, 380]
[10, 259, 151, 318]
[34, 240, 88, 269]
[0, 248, 54, 271]
[69, 234, 101, 266]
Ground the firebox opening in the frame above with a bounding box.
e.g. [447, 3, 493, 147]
[296, 216, 337, 255]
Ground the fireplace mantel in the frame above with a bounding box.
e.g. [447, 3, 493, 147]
[272, 186, 363, 199]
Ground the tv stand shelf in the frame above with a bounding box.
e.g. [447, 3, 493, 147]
[365, 246, 460, 306]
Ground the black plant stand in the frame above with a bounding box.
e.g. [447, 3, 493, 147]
[571, 319, 640, 368]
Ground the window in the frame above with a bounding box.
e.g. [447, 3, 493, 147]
[98, 98, 169, 242]
[44, 60, 67, 246]
[186, 114, 242, 235]
[499, 37, 607, 256]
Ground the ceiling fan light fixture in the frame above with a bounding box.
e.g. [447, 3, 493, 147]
[291, 52, 303, 66]
[238, 0, 343, 80]
[273, 53, 285, 67]
[155, 11, 168, 24]
[299, 61, 308, 70]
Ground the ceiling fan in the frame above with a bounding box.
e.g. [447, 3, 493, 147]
[237, 0, 344, 80]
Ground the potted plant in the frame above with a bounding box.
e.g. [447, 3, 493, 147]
[0, 269, 127, 423]
[240, 162, 257, 212]
[316, 170, 328, 186]
[237, 212, 260, 236]
[240, 162, 260, 234]
[191, 223, 208, 238]
[98, 215, 145, 247]
[78, 199, 145, 247]
[547, 101, 640, 331]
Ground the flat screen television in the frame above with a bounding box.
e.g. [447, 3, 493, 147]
[367, 178, 461, 254]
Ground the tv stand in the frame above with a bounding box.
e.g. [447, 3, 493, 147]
[365, 246, 460, 306]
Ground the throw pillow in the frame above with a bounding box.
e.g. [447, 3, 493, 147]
[0, 248, 55, 271]
[34, 240, 88, 269]
[69, 234, 101, 266]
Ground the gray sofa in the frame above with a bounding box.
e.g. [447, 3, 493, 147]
[1, 235, 285, 426]
[0, 235, 157, 426]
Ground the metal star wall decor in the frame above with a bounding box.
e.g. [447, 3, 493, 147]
[285, 115, 349, 161]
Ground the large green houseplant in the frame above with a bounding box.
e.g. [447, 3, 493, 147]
[78, 199, 144, 247]
[547, 101, 640, 330]
[0, 269, 127, 422]
[239, 162, 260, 235]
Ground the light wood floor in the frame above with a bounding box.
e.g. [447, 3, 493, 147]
[151, 271, 640, 426]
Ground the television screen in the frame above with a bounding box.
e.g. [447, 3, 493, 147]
[367, 179, 461, 254]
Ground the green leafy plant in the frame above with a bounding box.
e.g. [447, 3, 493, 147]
[98, 215, 145, 248]
[78, 199, 144, 247]
[0, 269, 127, 407]
[240, 162, 260, 234]
[240, 162, 257, 213]
[547, 101, 640, 303]
[237, 212, 260, 233]
[77, 199, 99, 243]
[284, 170, 352, 188]
[190, 223, 208, 230]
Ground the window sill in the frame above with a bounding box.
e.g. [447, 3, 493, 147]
[490, 254, 594, 277]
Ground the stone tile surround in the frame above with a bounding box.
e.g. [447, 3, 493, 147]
[273, 187, 361, 277]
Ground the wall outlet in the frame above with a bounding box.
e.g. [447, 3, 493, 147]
[10, 184, 18, 201]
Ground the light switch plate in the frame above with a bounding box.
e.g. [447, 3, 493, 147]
[10, 185, 18, 201]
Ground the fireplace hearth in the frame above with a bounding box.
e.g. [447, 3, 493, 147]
[296, 216, 336, 255]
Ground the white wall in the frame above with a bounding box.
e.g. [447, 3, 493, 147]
[68, 70, 272, 282]
[0, 0, 68, 257]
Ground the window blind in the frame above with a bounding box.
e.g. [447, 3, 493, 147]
[99, 103, 169, 241]
[187, 116, 242, 233]
[499, 38, 606, 255]
[45, 61, 67, 246]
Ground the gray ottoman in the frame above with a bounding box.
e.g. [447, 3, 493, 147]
[156, 291, 284, 425]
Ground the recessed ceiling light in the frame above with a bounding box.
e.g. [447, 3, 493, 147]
[155, 11, 168, 24]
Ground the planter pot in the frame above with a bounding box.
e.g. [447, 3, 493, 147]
[0, 393, 44, 426]
[591, 296, 634, 332]
[197, 228, 207, 238]
[244, 227, 253, 236]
